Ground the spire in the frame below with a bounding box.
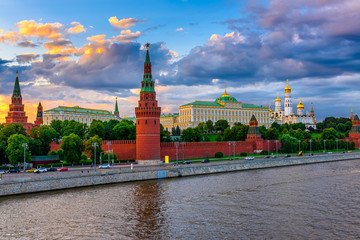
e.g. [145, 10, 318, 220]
[350, 109, 354, 120]
[12, 71, 22, 99]
[275, 92, 281, 102]
[38, 101, 42, 107]
[114, 97, 119, 117]
[285, 79, 291, 93]
[141, 43, 155, 93]
[310, 102, 314, 112]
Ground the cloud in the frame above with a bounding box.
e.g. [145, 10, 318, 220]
[15, 20, 64, 40]
[110, 30, 141, 42]
[86, 34, 106, 42]
[17, 40, 38, 48]
[68, 22, 85, 34]
[0, 31, 21, 43]
[16, 53, 40, 63]
[108, 17, 145, 29]
[176, 27, 184, 32]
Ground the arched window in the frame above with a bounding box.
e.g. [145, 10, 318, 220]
[145, 120, 147, 124]
[154, 120, 156, 124]
[138, 120, 140, 125]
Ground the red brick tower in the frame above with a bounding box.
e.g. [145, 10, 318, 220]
[34, 101, 43, 126]
[135, 43, 161, 164]
[5, 71, 29, 124]
[349, 113, 360, 148]
[246, 115, 265, 152]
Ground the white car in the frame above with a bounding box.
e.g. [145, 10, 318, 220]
[34, 167, 47, 173]
[245, 156, 255, 160]
[98, 164, 110, 169]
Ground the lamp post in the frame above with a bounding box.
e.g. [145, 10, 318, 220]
[228, 141, 231, 160]
[298, 140, 301, 152]
[175, 142, 179, 165]
[92, 142, 98, 172]
[309, 140, 313, 155]
[336, 139, 338, 153]
[22, 143, 28, 172]
[232, 141, 236, 160]
[346, 139, 349, 151]
[107, 142, 111, 165]
[267, 140, 270, 154]
[181, 142, 185, 164]
[100, 152, 103, 165]
[323, 139, 326, 153]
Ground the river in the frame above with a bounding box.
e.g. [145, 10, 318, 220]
[1, 160, 359, 239]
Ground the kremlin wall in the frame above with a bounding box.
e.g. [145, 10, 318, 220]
[3, 43, 360, 165]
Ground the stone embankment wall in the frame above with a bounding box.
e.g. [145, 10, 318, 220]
[1, 154, 359, 197]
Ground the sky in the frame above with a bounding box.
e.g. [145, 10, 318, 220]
[0, 0, 359, 123]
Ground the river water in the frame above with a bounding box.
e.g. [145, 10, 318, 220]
[1, 160, 360, 240]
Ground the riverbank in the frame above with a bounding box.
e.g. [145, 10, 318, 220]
[1, 153, 359, 197]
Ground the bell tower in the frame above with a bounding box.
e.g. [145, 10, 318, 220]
[135, 43, 161, 164]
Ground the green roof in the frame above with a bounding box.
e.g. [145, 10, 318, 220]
[12, 71, 22, 98]
[181, 101, 223, 107]
[160, 114, 179, 118]
[125, 116, 136, 120]
[114, 98, 119, 113]
[215, 95, 238, 103]
[242, 104, 267, 109]
[44, 106, 113, 115]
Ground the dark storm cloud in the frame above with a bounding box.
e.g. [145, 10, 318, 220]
[16, 53, 39, 63]
[0, 58, 12, 65]
[17, 41, 38, 48]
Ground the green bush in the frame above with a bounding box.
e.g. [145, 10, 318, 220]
[49, 163, 63, 167]
[0, 166, 10, 170]
[49, 150, 57, 155]
[240, 152, 247, 157]
[81, 153, 88, 161]
[215, 152, 224, 158]
[57, 149, 64, 160]
[260, 150, 269, 155]
[37, 164, 45, 168]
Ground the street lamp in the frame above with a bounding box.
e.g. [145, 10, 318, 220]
[181, 142, 185, 164]
[22, 143, 28, 172]
[232, 142, 236, 160]
[107, 142, 111, 165]
[100, 152, 103, 165]
[323, 139, 326, 153]
[228, 141, 231, 160]
[346, 139, 349, 151]
[174, 142, 179, 165]
[92, 142, 98, 172]
[336, 139, 338, 153]
[298, 140, 301, 152]
[267, 140, 270, 154]
[309, 140, 313, 155]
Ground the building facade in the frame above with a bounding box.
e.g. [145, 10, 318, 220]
[271, 80, 316, 128]
[43, 104, 121, 126]
[160, 114, 179, 131]
[175, 89, 271, 130]
[135, 43, 161, 164]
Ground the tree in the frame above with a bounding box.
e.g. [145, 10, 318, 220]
[181, 128, 202, 142]
[60, 133, 84, 164]
[6, 134, 31, 166]
[270, 122, 281, 131]
[316, 122, 324, 130]
[50, 120, 63, 139]
[266, 127, 279, 140]
[104, 119, 120, 140]
[215, 132, 223, 142]
[214, 120, 229, 133]
[259, 126, 267, 139]
[62, 120, 88, 139]
[112, 120, 136, 140]
[160, 124, 171, 142]
[85, 135, 103, 162]
[31, 125, 58, 155]
[206, 120, 214, 133]
[175, 126, 181, 135]
[88, 120, 105, 139]
[321, 128, 339, 140]
[280, 134, 298, 153]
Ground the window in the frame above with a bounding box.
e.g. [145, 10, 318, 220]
[146, 120, 147, 124]
[154, 120, 156, 124]
[138, 120, 140, 124]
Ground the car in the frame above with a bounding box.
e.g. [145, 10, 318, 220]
[245, 156, 254, 160]
[328, 152, 333, 154]
[99, 164, 110, 169]
[264, 155, 271, 159]
[309, 153, 314, 156]
[47, 167, 58, 172]
[26, 168, 37, 173]
[184, 161, 192, 164]
[58, 167, 68, 172]
[8, 168, 20, 173]
[272, 155, 277, 159]
[201, 159, 210, 163]
[34, 167, 47, 173]
[284, 154, 291, 158]
[0, 170, 6, 174]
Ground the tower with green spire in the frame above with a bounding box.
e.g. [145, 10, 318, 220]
[114, 97, 119, 117]
[5, 71, 28, 124]
[34, 101, 43, 126]
[135, 43, 161, 164]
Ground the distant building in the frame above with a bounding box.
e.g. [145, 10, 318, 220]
[160, 113, 179, 131]
[175, 89, 272, 130]
[271, 80, 316, 128]
[4, 71, 42, 132]
[44, 100, 121, 126]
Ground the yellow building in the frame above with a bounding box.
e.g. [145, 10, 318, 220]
[160, 114, 179, 131]
[175, 90, 271, 130]
[43, 105, 121, 126]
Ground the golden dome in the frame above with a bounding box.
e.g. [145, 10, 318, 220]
[285, 79, 291, 93]
[221, 89, 230, 98]
[275, 92, 281, 102]
[297, 98, 304, 109]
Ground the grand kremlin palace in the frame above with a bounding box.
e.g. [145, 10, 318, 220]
[159, 89, 272, 131]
